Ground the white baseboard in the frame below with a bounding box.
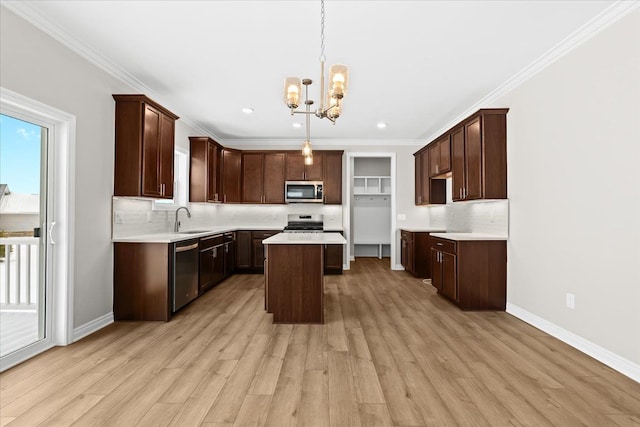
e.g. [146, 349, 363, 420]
[73, 312, 114, 342]
[506, 303, 640, 383]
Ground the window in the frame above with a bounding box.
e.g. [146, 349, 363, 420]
[153, 148, 188, 209]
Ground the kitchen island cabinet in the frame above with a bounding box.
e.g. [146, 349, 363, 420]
[263, 232, 346, 323]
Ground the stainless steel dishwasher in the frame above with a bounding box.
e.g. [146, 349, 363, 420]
[173, 239, 199, 312]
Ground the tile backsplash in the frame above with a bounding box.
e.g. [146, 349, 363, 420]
[112, 197, 343, 238]
[428, 199, 509, 235]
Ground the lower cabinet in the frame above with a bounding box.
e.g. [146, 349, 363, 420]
[223, 232, 235, 277]
[400, 230, 433, 278]
[235, 230, 278, 273]
[324, 244, 343, 275]
[430, 236, 506, 310]
[199, 234, 225, 294]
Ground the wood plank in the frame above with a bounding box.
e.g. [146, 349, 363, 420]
[328, 350, 361, 427]
[298, 369, 329, 427]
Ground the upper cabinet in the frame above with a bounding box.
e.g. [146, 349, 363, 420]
[414, 149, 445, 206]
[322, 151, 343, 204]
[113, 95, 179, 199]
[221, 149, 242, 203]
[415, 108, 508, 205]
[242, 152, 286, 204]
[452, 111, 507, 201]
[286, 152, 323, 181]
[429, 135, 451, 177]
[189, 136, 222, 203]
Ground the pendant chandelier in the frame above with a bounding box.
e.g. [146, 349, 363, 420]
[283, 0, 349, 165]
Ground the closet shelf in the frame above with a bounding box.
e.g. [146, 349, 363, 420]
[353, 175, 391, 195]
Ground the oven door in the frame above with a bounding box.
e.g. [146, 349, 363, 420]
[285, 181, 323, 203]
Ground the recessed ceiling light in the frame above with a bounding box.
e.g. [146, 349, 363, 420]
[292, 122, 303, 129]
[377, 122, 388, 129]
[242, 107, 254, 114]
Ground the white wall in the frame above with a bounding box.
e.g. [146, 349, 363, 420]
[0, 7, 203, 329]
[492, 9, 640, 366]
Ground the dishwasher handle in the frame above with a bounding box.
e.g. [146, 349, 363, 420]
[176, 242, 199, 252]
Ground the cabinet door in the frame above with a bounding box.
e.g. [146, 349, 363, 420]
[159, 113, 174, 198]
[429, 143, 439, 177]
[263, 153, 286, 204]
[414, 154, 422, 205]
[222, 150, 242, 203]
[235, 231, 252, 269]
[420, 150, 430, 205]
[142, 104, 162, 197]
[252, 237, 265, 269]
[465, 117, 483, 200]
[305, 152, 323, 181]
[211, 245, 225, 285]
[430, 249, 441, 290]
[207, 143, 219, 202]
[451, 127, 465, 201]
[439, 135, 451, 174]
[401, 238, 409, 269]
[242, 153, 264, 203]
[441, 252, 457, 301]
[224, 241, 235, 277]
[286, 153, 305, 180]
[199, 249, 213, 292]
[323, 152, 342, 204]
[324, 244, 343, 272]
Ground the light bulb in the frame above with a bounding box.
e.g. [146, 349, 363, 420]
[304, 154, 313, 165]
[302, 140, 312, 156]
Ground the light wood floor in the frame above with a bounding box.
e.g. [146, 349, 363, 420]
[1, 258, 639, 426]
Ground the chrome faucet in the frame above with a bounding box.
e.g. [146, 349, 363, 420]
[174, 206, 191, 232]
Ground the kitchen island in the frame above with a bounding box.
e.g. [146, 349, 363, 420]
[263, 232, 347, 324]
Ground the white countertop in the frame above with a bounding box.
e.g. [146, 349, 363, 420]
[263, 232, 347, 245]
[429, 232, 508, 241]
[400, 228, 447, 233]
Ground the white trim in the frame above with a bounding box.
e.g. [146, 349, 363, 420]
[1, 87, 76, 370]
[73, 312, 114, 342]
[419, 1, 640, 144]
[223, 139, 424, 148]
[506, 303, 640, 384]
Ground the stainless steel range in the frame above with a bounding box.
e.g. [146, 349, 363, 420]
[283, 214, 324, 233]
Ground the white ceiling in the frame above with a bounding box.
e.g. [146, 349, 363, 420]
[5, 1, 623, 144]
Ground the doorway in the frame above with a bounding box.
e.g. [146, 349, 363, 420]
[346, 153, 396, 270]
[0, 88, 75, 371]
[0, 113, 49, 359]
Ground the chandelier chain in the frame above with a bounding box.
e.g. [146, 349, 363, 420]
[319, 0, 326, 62]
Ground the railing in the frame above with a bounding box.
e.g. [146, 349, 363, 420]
[0, 237, 39, 308]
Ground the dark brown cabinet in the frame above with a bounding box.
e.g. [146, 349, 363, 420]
[429, 135, 451, 177]
[324, 230, 344, 275]
[286, 152, 323, 181]
[400, 230, 433, 278]
[414, 151, 445, 206]
[430, 236, 506, 310]
[223, 232, 235, 277]
[221, 149, 242, 203]
[242, 152, 286, 204]
[113, 94, 179, 199]
[189, 136, 221, 203]
[322, 151, 343, 204]
[235, 230, 278, 272]
[199, 234, 224, 293]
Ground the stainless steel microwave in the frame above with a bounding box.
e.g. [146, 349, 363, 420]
[285, 181, 323, 203]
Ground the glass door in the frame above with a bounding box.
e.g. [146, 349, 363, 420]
[0, 113, 48, 358]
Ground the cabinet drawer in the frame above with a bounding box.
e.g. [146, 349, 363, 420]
[430, 237, 456, 254]
[400, 230, 413, 241]
[200, 234, 224, 250]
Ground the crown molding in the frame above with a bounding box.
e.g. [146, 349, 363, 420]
[419, 0, 640, 145]
[220, 138, 424, 149]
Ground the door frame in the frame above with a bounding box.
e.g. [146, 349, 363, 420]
[345, 152, 397, 270]
[0, 87, 76, 372]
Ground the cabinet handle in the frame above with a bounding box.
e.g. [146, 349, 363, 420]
[224, 194, 227, 203]
[463, 188, 467, 199]
[459, 188, 462, 199]
[436, 164, 439, 174]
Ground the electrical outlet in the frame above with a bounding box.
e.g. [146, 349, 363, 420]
[114, 211, 123, 224]
[397, 213, 407, 221]
[566, 293, 575, 309]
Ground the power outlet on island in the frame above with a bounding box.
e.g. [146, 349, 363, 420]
[566, 293, 575, 309]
